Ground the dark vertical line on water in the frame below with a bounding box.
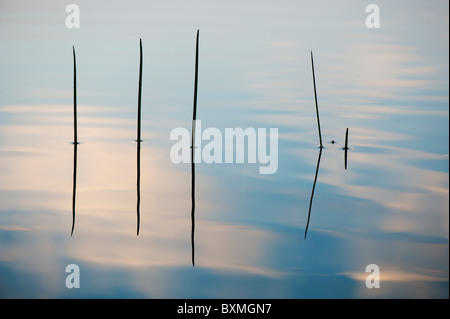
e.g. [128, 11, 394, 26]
[191, 29, 199, 267]
[71, 46, 77, 236]
[137, 39, 143, 144]
[304, 148, 322, 239]
[191, 132, 196, 267]
[192, 30, 199, 122]
[73, 46, 77, 145]
[71, 140, 78, 237]
[311, 51, 323, 149]
[344, 127, 348, 170]
[136, 38, 143, 236]
[136, 139, 141, 236]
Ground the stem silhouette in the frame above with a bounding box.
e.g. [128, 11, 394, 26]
[136, 38, 143, 236]
[311, 51, 323, 149]
[71, 46, 77, 236]
[344, 128, 348, 170]
[304, 148, 322, 239]
[71, 139, 77, 237]
[191, 29, 199, 266]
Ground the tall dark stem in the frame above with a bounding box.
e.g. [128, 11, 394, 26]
[191, 30, 199, 266]
[71, 46, 77, 236]
[136, 39, 143, 236]
[311, 51, 323, 149]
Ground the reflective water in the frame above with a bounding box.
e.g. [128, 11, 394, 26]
[0, 0, 448, 298]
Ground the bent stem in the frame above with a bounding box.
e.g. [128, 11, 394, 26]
[304, 147, 322, 239]
[311, 51, 323, 149]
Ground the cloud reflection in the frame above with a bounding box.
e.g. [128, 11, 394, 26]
[0, 104, 286, 290]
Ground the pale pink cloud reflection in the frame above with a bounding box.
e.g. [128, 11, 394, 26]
[0, 104, 285, 298]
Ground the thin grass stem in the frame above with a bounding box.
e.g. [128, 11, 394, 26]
[311, 51, 323, 149]
[136, 38, 143, 236]
[191, 29, 199, 267]
[71, 45, 77, 236]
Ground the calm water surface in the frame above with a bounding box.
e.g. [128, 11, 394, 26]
[0, 0, 448, 298]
